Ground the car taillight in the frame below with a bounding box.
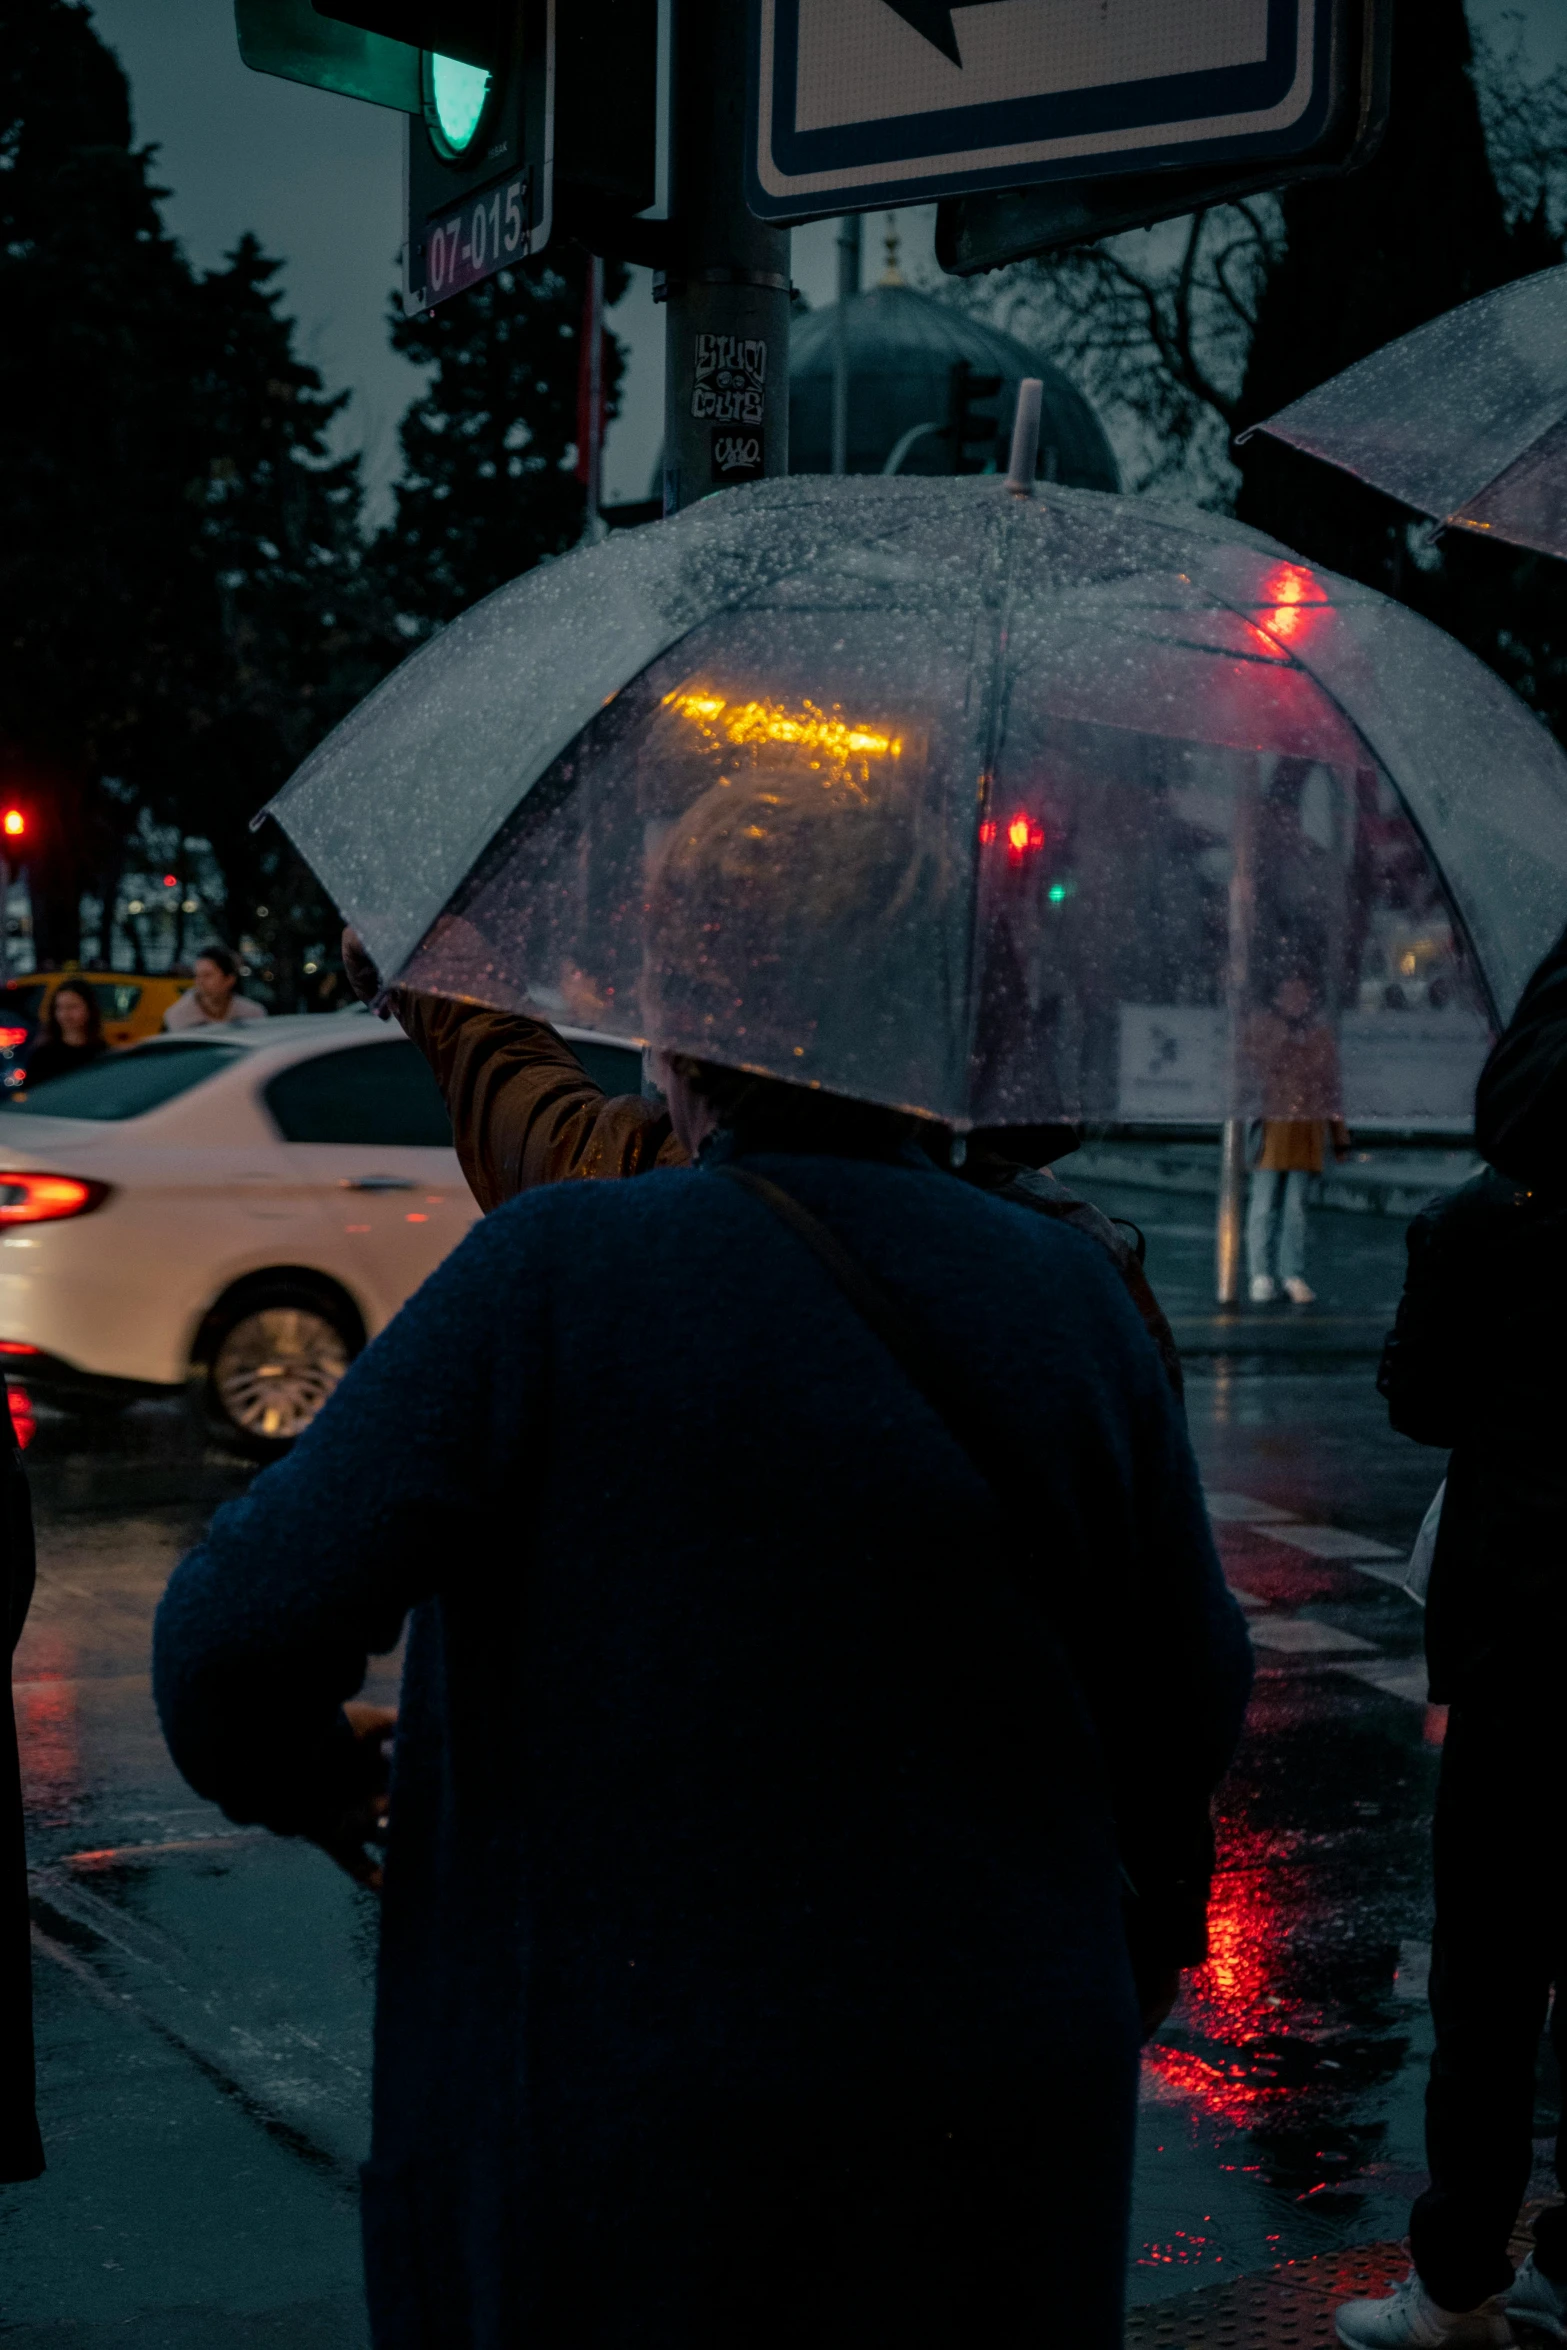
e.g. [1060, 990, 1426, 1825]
[6, 1382, 35, 1450]
[0, 1026, 28, 1051]
[0, 1173, 111, 1224]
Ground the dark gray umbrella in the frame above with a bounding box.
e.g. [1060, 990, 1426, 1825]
[266, 476, 1567, 1132]
[1248, 264, 1567, 560]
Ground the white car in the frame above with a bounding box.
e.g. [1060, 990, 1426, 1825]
[0, 1009, 642, 1451]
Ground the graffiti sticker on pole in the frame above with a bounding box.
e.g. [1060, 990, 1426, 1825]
[692, 336, 768, 426]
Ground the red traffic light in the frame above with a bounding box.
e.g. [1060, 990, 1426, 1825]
[1, 810, 24, 840]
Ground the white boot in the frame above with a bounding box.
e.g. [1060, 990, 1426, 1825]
[1506, 2253, 1567, 2341]
[1283, 1275, 1316, 1304]
[1335, 2270, 1513, 2349]
[1249, 1274, 1276, 1303]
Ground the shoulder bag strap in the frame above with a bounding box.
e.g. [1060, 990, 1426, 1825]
[712, 1162, 1026, 1532]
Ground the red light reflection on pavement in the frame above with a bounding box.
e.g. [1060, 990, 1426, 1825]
[1143, 1812, 1310, 2128]
[13, 1626, 83, 1829]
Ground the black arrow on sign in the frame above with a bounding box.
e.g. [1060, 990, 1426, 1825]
[880, 0, 997, 68]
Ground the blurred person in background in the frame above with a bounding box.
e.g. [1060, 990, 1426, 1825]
[163, 943, 266, 1031]
[23, 979, 108, 1091]
[1336, 917, 1567, 2350]
[1244, 973, 1350, 1307]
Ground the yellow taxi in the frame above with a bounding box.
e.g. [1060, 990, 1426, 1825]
[0, 971, 193, 1072]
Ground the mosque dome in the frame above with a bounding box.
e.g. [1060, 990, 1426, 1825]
[789, 252, 1118, 490]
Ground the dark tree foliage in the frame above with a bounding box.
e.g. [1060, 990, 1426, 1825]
[0, 0, 392, 987]
[1235, 0, 1567, 744]
[373, 252, 628, 635]
[181, 233, 398, 1004]
[0, 0, 207, 962]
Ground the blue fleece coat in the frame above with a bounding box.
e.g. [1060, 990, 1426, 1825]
[154, 1138, 1250, 2350]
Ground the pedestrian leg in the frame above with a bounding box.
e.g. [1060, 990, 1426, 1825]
[1408, 1701, 1558, 2310]
[1246, 1169, 1279, 1295]
[1277, 1172, 1310, 1291]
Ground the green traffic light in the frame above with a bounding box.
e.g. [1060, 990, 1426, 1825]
[426, 50, 489, 157]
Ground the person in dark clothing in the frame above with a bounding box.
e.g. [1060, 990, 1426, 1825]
[1337, 919, 1567, 2350]
[1473, 916, 1567, 1182]
[23, 978, 107, 1092]
[155, 1031, 1251, 2350]
[1, 1403, 42, 2182]
[342, 933, 1185, 1395]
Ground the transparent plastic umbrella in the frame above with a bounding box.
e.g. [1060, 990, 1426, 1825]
[1248, 264, 1567, 561]
[265, 476, 1567, 1132]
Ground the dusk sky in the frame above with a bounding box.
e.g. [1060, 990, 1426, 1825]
[88, 1, 1567, 522]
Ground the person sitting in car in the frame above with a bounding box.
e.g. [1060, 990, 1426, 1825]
[163, 944, 267, 1031]
[23, 979, 109, 1091]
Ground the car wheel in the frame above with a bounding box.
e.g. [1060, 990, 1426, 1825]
[203, 1285, 356, 1456]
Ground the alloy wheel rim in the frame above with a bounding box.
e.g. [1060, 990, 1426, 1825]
[212, 1306, 350, 1441]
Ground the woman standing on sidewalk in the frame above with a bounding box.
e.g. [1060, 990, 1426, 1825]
[1243, 975, 1350, 1306]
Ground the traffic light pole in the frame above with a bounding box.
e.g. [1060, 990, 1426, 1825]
[661, 0, 791, 515]
[831, 214, 861, 476]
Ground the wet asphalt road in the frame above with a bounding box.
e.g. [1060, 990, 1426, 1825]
[1, 1178, 1552, 2343]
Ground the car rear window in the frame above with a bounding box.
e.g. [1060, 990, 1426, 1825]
[265, 1041, 454, 1148]
[91, 981, 143, 1020]
[2, 1040, 245, 1120]
[569, 1038, 643, 1097]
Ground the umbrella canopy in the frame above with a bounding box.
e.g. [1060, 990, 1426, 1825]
[1249, 265, 1567, 561]
[268, 478, 1567, 1132]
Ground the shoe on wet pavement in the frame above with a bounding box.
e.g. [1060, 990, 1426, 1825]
[1335, 2272, 1513, 2349]
[1283, 1276, 1317, 1304]
[1250, 1275, 1277, 1302]
[1507, 2254, 1567, 2340]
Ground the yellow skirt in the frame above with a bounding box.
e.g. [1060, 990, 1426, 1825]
[1257, 1119, 1324, 1174]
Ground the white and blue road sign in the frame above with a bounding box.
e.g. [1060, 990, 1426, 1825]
[748, 0, 1355, 220]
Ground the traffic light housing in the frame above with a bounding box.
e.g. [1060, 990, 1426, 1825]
[389, 0, 659, 298]
[946, 362, 1002, 475]
[234, 0, 421, 110]
[235, 3, 661, 309]
[313, 2, 500, 69]
[403, 9, 552, 310]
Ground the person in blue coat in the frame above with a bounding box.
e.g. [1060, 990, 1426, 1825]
[154, 1041, 1249, 2350]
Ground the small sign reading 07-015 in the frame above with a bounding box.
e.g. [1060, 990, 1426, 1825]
[408, 169, 534, 313]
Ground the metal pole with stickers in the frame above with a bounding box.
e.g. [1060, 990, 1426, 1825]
[660, 0, 790, 511]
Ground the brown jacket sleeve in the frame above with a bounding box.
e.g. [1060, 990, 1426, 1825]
[392, 990, 687, 1213]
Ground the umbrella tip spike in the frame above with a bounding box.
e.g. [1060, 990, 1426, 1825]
[1006, 379, 1044, 496]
